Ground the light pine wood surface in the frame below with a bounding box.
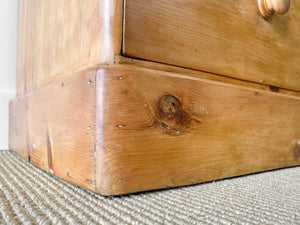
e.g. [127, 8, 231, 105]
[115, 55, 300, 98]
[10, 65, 300, 195]
[96, 66, 300, 195]
[10, 69, 96, 190]
[11, 0, 300, 196]
[17, 0, 123, 96]
[123, 0, 300, 92]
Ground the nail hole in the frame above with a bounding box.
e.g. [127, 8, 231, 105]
[117, 125, 125, 128]
[254, 92, 258, 95]
[118, 76, 123, 80]
[86, 126, 91, 130]
[86, 179, 92, 184]
[87, 80, 92, 85]
[270, 86, 279, 93]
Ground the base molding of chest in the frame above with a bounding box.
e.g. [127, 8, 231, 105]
[9, 65, 300, 195]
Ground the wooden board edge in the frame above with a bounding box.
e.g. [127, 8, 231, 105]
[98, 0, 124, 64]
[115, 55, 300, 98]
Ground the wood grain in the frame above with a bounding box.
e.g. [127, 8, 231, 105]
[123, 0, 300, 92]
[115, 55, 300, 98]
[10, 69, 96, 190]
[96, 66, 300, 195]
[17, 0, 123, 96]
[11, 64, 300, 195]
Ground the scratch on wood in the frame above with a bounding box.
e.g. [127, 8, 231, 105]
[161, 123, 182, 133]
[86, 179, 93, 184]
[67, 172, 73, 178]
[47, 131, 53, 172]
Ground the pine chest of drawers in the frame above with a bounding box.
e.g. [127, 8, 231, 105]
[10, 0, 300, 195]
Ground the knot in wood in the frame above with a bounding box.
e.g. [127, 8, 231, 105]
[159, 95, 181, 119]
[157, 95, 192, 133]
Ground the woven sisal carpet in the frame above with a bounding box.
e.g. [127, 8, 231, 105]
[0, 150, 299, 225]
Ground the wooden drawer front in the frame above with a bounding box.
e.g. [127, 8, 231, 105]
[123, 0, 300, 91]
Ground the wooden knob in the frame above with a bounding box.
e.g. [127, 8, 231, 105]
[258, 0, 290, 20]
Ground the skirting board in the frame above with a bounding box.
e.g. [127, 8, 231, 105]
[10, 65, 300, 195]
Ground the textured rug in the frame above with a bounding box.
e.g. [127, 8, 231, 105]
[0, 150, 299, 225]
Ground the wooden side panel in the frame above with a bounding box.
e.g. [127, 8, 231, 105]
[17, 0, 123, 96]
[10, 70, 96, 190]
[123, 0, 300, 91]
[96, 66, 300, 195]
[9, 96, 29, 161]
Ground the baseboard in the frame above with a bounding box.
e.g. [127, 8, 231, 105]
[9, 65, 300, 195]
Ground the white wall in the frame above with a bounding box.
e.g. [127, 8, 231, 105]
[0, 0, 18, 149]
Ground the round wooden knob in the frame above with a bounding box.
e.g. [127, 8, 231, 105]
[258, 0, 290, 20]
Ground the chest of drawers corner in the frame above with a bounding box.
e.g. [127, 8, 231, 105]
[10, 0, 300, 195]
